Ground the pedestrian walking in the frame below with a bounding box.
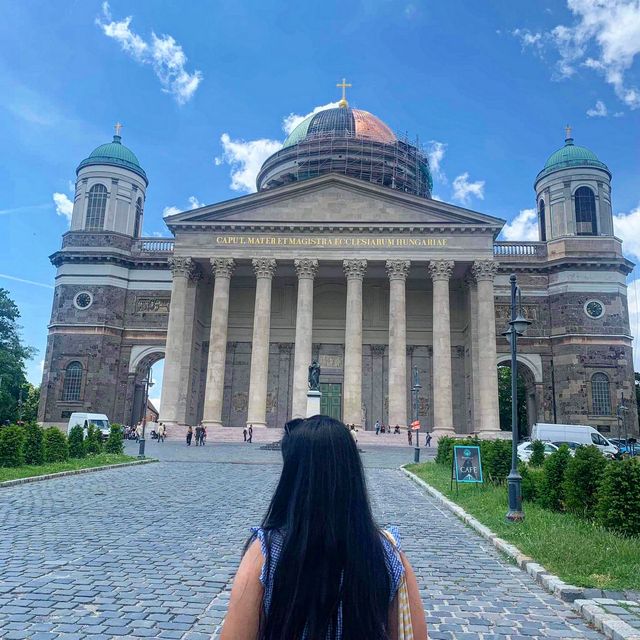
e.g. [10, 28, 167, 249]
[408, 428, 412, 446]
[194, 425, 201, 446]
[220, 415, 428, 639]
[157, 423, 165, 443]
[425, 432, 432, 448]
[201, 425, 207, 445]
[248, 424, 253, 444]
[135, 421, 142, 442]
[243, 427, 248, 442]
[186, 425, 193, 446]
[375, 420, 380, 436]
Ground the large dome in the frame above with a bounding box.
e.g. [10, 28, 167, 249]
[77, 135, 148, 185]
[283, 107, 397, 148]
[258, 105, 432, 198]
[537, 135, 609, 182]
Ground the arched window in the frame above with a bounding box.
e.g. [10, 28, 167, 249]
[538, 199, 547, 241]
[591, 373, 611, 415]
[133, 197, 143, 238]
[85, 184, 108, 230]
[575, 186, 597, 236]
[63, 361, 83, 401]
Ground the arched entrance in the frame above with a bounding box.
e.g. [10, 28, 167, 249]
[125, 347, 165, 427]
[496, 356, 541, 438]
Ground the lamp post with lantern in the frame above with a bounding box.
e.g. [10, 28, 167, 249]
[137, 368, 154, 459]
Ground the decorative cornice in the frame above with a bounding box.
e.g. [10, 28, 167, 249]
[252, 258, 277, 279]
[294, 258, 319, 279]
[472, 259, 499, 282]
[343, 259, 367, 280]
[386, 259, 410, 281]
[168, 256, 193, 278]
[428, 260, 455, 281]
[210, 258, 235, 279]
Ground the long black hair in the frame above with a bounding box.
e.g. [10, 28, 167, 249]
[251, 414, 391, 639]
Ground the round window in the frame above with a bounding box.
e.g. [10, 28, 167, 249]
[584, 299, 604, 319]
[74, 291, 93, 310]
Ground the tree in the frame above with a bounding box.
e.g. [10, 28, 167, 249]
[497, 366, 528, 437]
[0, 289, 36, 424]
[20, 383, 40, 424]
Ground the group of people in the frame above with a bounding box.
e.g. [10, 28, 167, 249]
[186, 424, 207, 446]
[373, 420, 402, 435]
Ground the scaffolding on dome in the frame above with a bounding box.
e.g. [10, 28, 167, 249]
[256, 129, 433, 199]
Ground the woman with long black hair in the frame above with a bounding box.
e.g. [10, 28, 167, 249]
[221, 415, 427, 639]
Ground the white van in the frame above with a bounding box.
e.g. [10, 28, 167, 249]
[67, 413, 111, 440]
[531, 423, 618, 457]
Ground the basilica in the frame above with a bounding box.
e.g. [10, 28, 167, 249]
[38, 94, 638, 438]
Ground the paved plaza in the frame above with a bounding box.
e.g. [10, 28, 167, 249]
[0, 440, 603, 639]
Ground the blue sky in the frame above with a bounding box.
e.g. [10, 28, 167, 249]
[2, 0, 640, 402]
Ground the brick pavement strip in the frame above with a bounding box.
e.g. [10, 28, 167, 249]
[403, 466, 640, 640]
[0, 441, 608, 639]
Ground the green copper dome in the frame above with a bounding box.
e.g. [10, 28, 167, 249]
[77, 135, 148, 184]
[537, 136, 609, 182]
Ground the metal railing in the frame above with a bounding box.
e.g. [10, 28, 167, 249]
[494, 241, 547, 258]
[133, 238, 175, 253]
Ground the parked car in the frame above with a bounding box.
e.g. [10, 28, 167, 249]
[517, 441, 558, 462]
[551, 441, 582, 454]
[531, 423, 618, 458]
[67, 413, 111, 440]
[609, 438, 638, 456]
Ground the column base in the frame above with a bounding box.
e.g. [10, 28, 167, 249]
[474, 430, 511, 440]
[201, 420, 224, 428]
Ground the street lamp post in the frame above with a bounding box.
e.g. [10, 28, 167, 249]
[138, 368, 154, 459]
[503, 274, 531, 523]
[412, 366, 421, 463]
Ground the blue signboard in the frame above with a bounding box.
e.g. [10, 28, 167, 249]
[453, 445, 483, 483]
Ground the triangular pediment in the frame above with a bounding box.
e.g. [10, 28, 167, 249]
[166, 174, 505, 232]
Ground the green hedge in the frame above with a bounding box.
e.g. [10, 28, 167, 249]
[105, 424, 124, 455]
[43, 428, 69, 463]
[68, 425, 85, 458]
[596, 458, 640, 537]
[435, 436, 512, 485]
[529, 440, 546, 467]
[23, 423, 44, 465]
[0, 425, 26, 467]
[84, 425, 103, 456]
[538, 444, 572, 511]
[563, 445, 607, 519]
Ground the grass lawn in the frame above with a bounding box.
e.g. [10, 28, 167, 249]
[406, 461, 640, 591]
[0, 453, 137, 483]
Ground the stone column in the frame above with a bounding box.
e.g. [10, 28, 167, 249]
[386, 260, 410, 428]
[159, 257, 194, 426]
[466, 274, 481, 433]
[247, 258, 277, 429]
[472, 260, 501, 436]
[428, 260, 455, 436]
[343, 259, 367, 426]
[291, 259, 319, 419]
[202, 258, 235, 428]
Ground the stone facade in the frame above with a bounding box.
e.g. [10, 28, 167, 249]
[40, 170, 638, 437]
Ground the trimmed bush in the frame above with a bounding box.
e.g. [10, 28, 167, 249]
[596, 458, 640, 537]
[84, 425, 103, 456]
[563, 445, 607, 519]
[68, 425, 85, 458]
[481, 439, 512, 484]
[529, 440, 546, 467]
[0, 425, 26, 467]
[43, 428, 68, 463]
[435, 436, 457, 465]
[23, 423, 44, 465]
[105, 424, 124, 455]
[519, 462, 544, 502]
[538, 444, 571, 511]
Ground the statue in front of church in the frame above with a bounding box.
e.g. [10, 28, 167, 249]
[308, 361, 321, 391]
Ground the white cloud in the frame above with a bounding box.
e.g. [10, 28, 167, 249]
[426, 141, 447, 182]
[626, 277, 640, 369]
[586, 99, 608, 116]
[282, 102, 339, 135]
[162, 205, 181, 218]
[614, 203, 640, 261]
[97, 2, 202, 105]
[514, 0, 640, 109]
[53, 192, 73, 223]
[162, 195, 204, 218]
[451, 173, 485, 205]
[188, 196, 203, 209]
[215, 134, 283, 193]
[501, 208, 539, 241]
[0, 273, 54, 289]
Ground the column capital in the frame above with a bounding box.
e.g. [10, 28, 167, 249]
[343, 259, 367, 280]
[464, 271, 477, 289]
[386, 259, 410, 281]
[210, 258, 235, 279]
[472, 259, 499, 282]
[428, 260, 455, 281]
[252, 258, 277, 279]
[294, 258, 319, 279]
[168, 256, 194, 278]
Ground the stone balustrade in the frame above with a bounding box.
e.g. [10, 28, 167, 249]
[494, 241, 547, 258]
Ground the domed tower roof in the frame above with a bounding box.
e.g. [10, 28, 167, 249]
[536, 127, 610, 183]
[257, 85, 432, 198]
[77, 127, 148, 185]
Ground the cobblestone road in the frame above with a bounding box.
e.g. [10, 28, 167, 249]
[0, 441, 602, 639]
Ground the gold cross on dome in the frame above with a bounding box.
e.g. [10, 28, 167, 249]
[114, 121, 123, 136]
[336, 78, 352, 108]
[565, 124, 572, 140]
